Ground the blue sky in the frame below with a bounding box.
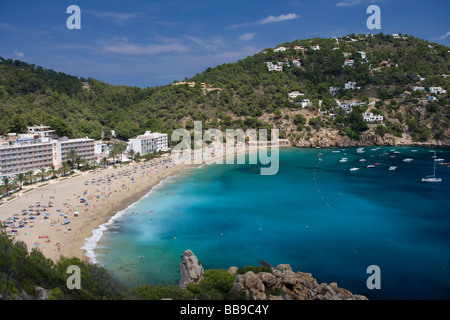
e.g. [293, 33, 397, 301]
[1, 0, 449, 88]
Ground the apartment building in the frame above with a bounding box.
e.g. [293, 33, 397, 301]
[0, 136, 55, 177]
[127, 131, 168, 156]
[54, 137, 95, 166]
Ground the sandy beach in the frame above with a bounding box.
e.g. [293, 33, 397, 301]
[0, 154, 191, 262]
[0, 142, 259, 263]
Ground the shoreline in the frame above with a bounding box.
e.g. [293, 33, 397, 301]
[0, 155, 190, 263]
[0, 144, 444, 264]
[82, 164, 199, 264]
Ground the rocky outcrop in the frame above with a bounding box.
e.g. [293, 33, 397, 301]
[179, 250, 367, 300]
[179, 250, 204, 288]
[231, 264, 367, 300]
[35, 286, 49, 300]
[293, 128, 450, 149]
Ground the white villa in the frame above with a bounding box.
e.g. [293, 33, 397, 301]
[345, 81, 357, 90]
[343, 59, 354, 67]
[310, 44, 320, 51]
[292, 60, 301, 67]
[362, 112, 384, 123]
[412, 86, 425, 91]
[266, 62, 283, 72]
[288, 91, 305, 100]
[429, 87, 447, 94]
[329, 87, 339, 96]
[274, 47, 287, 52]
[331, 99, 366, 114]
[358, 51, 366, 59]
[300, 99, 311, 108]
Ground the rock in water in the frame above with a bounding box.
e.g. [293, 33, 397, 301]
[179, 250, 204, 288]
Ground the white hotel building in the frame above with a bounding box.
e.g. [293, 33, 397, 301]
[0, 126, 95, 178]
[127, 131, 168, 156]
[0, 137, 55, 178]
[54, 137, 95, 166]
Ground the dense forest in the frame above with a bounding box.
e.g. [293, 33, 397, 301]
[0, 32, 449, 144]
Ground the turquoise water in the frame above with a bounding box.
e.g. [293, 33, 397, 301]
[92, 147, 450, 299]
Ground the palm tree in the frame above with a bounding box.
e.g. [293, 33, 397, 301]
[2, 177, 12, 197]
[127, 149, 135, 162]
[59, 161, 71, 177]
[77, 158, 87, 171]
[66, 149, 79, 169]
[26, 170, 34, 185]
[16, 173, 25, 190]
[38, 168, 46, 182]
[100, 157, 108, 168]
[49, 165, 56, 179]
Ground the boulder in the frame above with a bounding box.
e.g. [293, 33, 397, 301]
[35, 286, 49, 300]
[179, 250, 204, 288]
[230, 264, 368, 300]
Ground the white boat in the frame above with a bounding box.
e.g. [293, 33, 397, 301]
[411, 150, 418, 152]
[389, 166, 397, 171]
[339, 159, 348, 163]
[422, 152, 442, 183]
[403, 158, 414, 162]
[350, 167, 359, 171]
[332, 150, 341, 153]
[359, 159, 367, 162]
[356, 148, 365, 153]
[435, 158, 445, 162]
[367, 165, 375, 168]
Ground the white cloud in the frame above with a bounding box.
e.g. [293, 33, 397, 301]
[238, 33, 257, 41]
[13, 50, 24, 58]
[438, 31, 450, 40]
[336, 1, 362, 7]
[229, 13, 299, 29]
[87, 11, 142, 25]
[257, 13, 299, 25]
[102, 40, 189, 55]
[0, 23, 18, 31]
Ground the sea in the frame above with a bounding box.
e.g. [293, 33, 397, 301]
[85, 147, 450, 300]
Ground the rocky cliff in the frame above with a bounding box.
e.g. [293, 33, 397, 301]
[179, 249, 205, 288]
[179, 250, 367, 300]
[292, 129, 450, 149]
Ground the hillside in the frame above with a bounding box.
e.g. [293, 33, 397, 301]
[0, 32, 449, 146]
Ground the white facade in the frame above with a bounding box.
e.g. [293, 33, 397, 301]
[94, 141, 108, 154]
[345, 82, 357, 90]
[27, 125, 56, 140]
[429, 87, 447, 94]
[55, 138, 95, 166]
[362, 112, 383, 123]
[288, 91, 304, 99]
[343, 59, 354, 67]
[329, 87, 339, 96]
[266, 62, 283, 72]
[0, 139, 56, 177]
[127, 131, 168, 156]
[300, 99, 310, 108]
[310, 44, 320, 51]
[412, 86, 425, 91]
[292, 60, 301, 67]
[274, 47, 287, 52]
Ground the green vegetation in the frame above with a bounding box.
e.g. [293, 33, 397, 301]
[1, 33, 448, 145]
[0, 224, 271, 300]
